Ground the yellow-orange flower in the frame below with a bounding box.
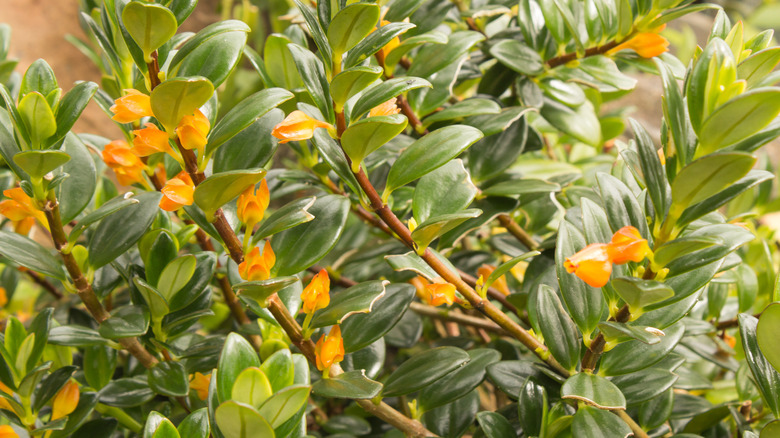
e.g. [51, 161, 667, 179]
[238, 240, 276, 281]
[424, 282, 456, 307]
[159, 171, 194, 212]
[102, 140, 146, 186]
[271, 111, 333, 144]
[177, 109, 210, 152]
[0, 425, 18, 438]
[477, 264, 510, 295]
[607, 226, 651, 265]
[51, 380, 79, 420]
[0, 287, 6, 309]
[564, 243, 612, 288]
[132, 123, 172, 157]
[369, 98, 401, 117]
[0, 380, 14, 412]
[314, 325, 344, 371]
[373, 20, 402, 59]
[237, 179, 270, 229]
[301, 269, 330, 314]
[110, 89, 153, 123]
[0, 188, 47, 232]
[189, 372, 211, 401]
[608, 30, 669, 58]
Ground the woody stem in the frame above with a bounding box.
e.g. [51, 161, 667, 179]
[580, 304, 631, 372]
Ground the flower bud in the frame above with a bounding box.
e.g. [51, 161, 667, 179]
[102, 140, 146, 186]
[237, 179, 270, 229]
[607, 226, 651, 265]
[424, 282, 456, 307]
[0, 188, 47, 232]
[271, 111, 333, 144]
[132, 123, 172, 157]
[314, 325, 344, 371]
[159, 172, 195, 212]
[301, 269, 330, 314]
[51, 380, 79, 420]
[238, 240, 276, 281]
[189, 372, 211, 401]
[176, 110, 210, 152]
[369, 98, 401, 117]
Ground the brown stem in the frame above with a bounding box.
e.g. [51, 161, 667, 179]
[43, 197, 158, 369]
[25, 271, 63, 299]
[497, 214, 539, 251]
[410, 302, 508, 335]
[717, 311, 762, 330]
[545, 40, 622, 68]
[397, 95, 428, 135]
[581, 304, 631, 372]
[146, 52, 162, 90]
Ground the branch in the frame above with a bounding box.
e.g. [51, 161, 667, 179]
[497, 214, 539, 251]
[581, 305, 630, 372]
[545, 40, 621, 68]
[410, 302, 508, 335]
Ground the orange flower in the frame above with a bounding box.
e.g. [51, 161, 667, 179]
[477, 264, 510, 295]
[564, 243, 612, 288]
[271, 111, 333, 144]
[177, 109, 210, 152]
[0, 287, 7, 308]
[607, 226, 651, 265]
[237, 179, 270, 229]
[301, 269, 330, 314]
[238, 240, 276, 281]
[0, 188, 46, 232]
[424, 282, 456, 307]
[102, 140, 146, 186]
[51, 380, 79, 420]
[110, 89, 153, 123]
[314, 325, 344, 371]
[369, 98, 401, 117]
[189, 372, 211, 401]
[373, 20, 402, 59]
[132, 123, 172, 156]
[608, 32, 669, 58]
[159, 171, 194, 212]
[0, 425, 18, 438]
[0, 380, 14, 412]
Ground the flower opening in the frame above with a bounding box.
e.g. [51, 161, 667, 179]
[271, 111, 333, 144]
[110, 89, 153, 123]
[564, 243, 613, 288]
[238, 240, 276, 281]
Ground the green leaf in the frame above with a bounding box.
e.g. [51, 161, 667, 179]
[99, 378, 155, 407]
[149, 361, 189, 397]
[53, 81, 97, 145]
[562, 373, 626, 410]
[67, 195, 139, 245]
[262, 34, 303, 89]
[253, 197, 315, 242]
[344, 22, 415, 68]
[57, 133, 96, 223]
[536, 285, 581, 371]
[88, 191, 161, 268]
[540, 97, 601, 146]
[327, 3, 380, 55]
[167, 21, 249, 88]
[595, 173, 650, 238]
[13, 150, 70, 179]
[698, 88, 780, 154]
[678, 170, 773, 225]
[599, 322, 685, 376]
[341, 283, 414, 352]
[150, 77, 214, 133]
[98, 305, 150, 339]
[610, 368, 678, 405]
[311, 129, 362, 195]
[312, 370, 382, 399]
[20, 59, 58, 98]
[231, 368, 273, 409]
[151, 420, 181, 438]
[193, 169, 266, 221]
[407, 31, 485, 78]
[121, 2, 178, 60]
[33, 365, 77, 412]
[48, 326, 105, 347]
[288, 43, 334, 123]
[652, 236, 721, 268]
[330, 66, 382, 111]
[630, 119, 667, 221]
[206, 88, 294, 156]
[217, 333, 260, 403]
[311, 280, 387, 328]
[419, 349, 500, 412]
[235, 277, 299, 308]
[351, 77, 431, 120]
[271, 195, 349, 277]
[572, 406, 631, 438]
[293, 0, 332, 74]
[738, 47, 780, 87]
[384, 31, 448, 74]
[489, 39, 544, 75]
[671, 152, 755, 211]
[0, 231, 65, 280]
[598, 321, 663, 345]
[157, 255, 197, 301]
[260, 349, 294, 393]
[611, 278, 675, 313]
[757, 303, 780, 375]
[655, 58, 692, 166]
[422, 390, 479, 438]
[177, 409, 210, 438]
[17, 92, 56, 149]
[385, 126, 483, 197]
[342, 115, 408, 171]
[422, 98, 501, 128]
[412, 159, 477, 224]
[382, 347, 470, 397]
[258, 385, 310, 428]
[411, 209, 482, 251]
[517, 377, 548, 437]
[215, 401, 274, 438]
[741, 313, 780, 416]
[134, 278, 170, 323]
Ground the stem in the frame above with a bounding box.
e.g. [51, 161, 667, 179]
[409, 302, 508, 335]
[43, 195, 158, 369]
[25, 271, 62, 299]
[146, 52, 161, 90]
[580, 304, 631, 372]
[545, 40, 622, 68]
[396, 95, 428, 135]
[497, 214, 539, 251]
[616, 410, 650, 438]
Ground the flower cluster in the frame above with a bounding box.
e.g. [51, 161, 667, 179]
[564, 226, 651, 287]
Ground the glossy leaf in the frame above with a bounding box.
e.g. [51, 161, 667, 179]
[122, 2, 177, 60]
[536, 285, 581, 371]
[231, 367, 273, 409]
[148, 361, 189, 397]
[418, 349, 500, 412]
[562, 372, 626, 409]
[490, 39, 544, 75]
[88, 192, 161, 268]
[327, 3, 380, 55]
[194, 169, 265, 221]
[382, 347, 470, 397]
[341, 115, 408, 171]
[217, 333, 260, 403]
[341, 283, 414, 352]
[257, 385, 311, 428]
[572, 406, 631, 438]
[351, 77, 431, 120]
[215, 401, 274, 438]
[150, 77, 214, 132]
[312, 370, 382, 399]
[0, 231, 65, 280]
[167, 21, 250, 88]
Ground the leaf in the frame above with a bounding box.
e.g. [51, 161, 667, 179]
[476, 412, 514, 438]
[382, 347, 470, 397]
[0, 231, 65, 280]
[572, 406, 631, 438]
[257, 385, 310, 428]
[215, 401, 274, 438]
[741, 313, 780, 416]
[536, 285, 581, 371]
[271, 195, 349, 276]
[99, 378, 155, 407]
[562, 373, 626, 410]
[489, 39, 544, 75]
[412, 159, 477, 224]
[599, 322, 685, 376]
[52, 81, 98, 145]
[150, 77, 214, 133]
[152, 420, 181, 438]
[652, 236, 721, 268]
[20, 58, 58, 97]
[611, 278, 675, 313]
[341, 115, 408, 171]
[234, 277, 299, 307]
[678, 170, 773, 225]
[48, 326, 105, 347]
[312, 370, 382, 399]
[350, 77, 431, 120]
[177, 409, 210, 438]
[311, 280, 387, 328]
[121, 2, 178, 60]
[418, 349, 500, 412]
[13, 150, 70, 179]
[630, 119, 668, 220]
[411, 209, 482, 251]
[670, 152, 755, 211]
[57, 133, 97, 223]
[293, 0, 332, 73]
[134, 278, 170, 323]
[698, 88, 780, 154]
[18, 91, 56, 149]
[384, 31, 448, 74]
[205, 88, 294, 156]
[288, 43, 334, 123]
[610, 368, 678, 405]
[481, 178, 561, 198]
[67, 194, 139, 246]
[540, 97, 601, 146]
[231, 368, 273, 409]
[311, 129, 361, 195]
[253, 197, 315, 242]
[88, 191, 162, 269]
[757, 303, 780, 375]
[148, 361, 189, 397]
[167, 20, 249, 88]
[421, 390, 479, 438]
[341, 284, 414, 353]
[157, 255, 197, 301]
[423, 98, 501, 128]
[407, 31, 485, 78]
[217, 333, 260, 403]
[517, 377, 548, 437]
[98, 305, 150, 339]
[327, 3, 380, 55]
[598, 322, 663, 345]
[329, 66, 382, 111]
[262, 34, 302, 89]
[384, 126, 483, 197]
[193, 169, 266, 221]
